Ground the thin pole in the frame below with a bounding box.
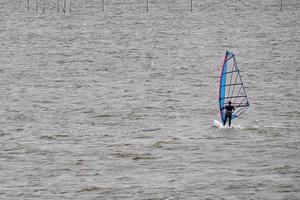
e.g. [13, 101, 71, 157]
[191, 0, 192, 12]
[146, 0, 148, 12]
[102, 0, 105, 12]
[57, 0, 60, 12]
[42, 0, 45, 13]
[36, 0, 38, 12]
[64, 0, 66, 13]
[280, 0, 283, 11]
[27, 0, 29, 11]
[235, 0, 237, 12]
[70, 0, 72, 12]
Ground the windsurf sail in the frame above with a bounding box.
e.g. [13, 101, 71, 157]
[219, 51, 249, 124]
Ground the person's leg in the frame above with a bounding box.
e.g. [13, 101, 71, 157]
[223, 114, 228, 126]
[228, 113, 232, 127]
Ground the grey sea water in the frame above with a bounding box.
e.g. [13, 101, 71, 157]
[0, 0, 299, 199]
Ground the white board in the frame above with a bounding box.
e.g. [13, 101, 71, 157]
[214, 120, 224, 129]
[213, 120, 233, 129]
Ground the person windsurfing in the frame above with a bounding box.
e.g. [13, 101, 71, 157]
[223, 101, 235, 127]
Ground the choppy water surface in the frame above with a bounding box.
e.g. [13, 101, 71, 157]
[0, 0, 299, 199]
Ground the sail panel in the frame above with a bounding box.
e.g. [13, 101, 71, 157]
[218, 51, 249, 123]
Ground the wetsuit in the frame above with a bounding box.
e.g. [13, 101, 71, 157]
[223, 105, 235, 127]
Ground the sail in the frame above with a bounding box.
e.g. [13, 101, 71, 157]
[219, 51, 249, 123]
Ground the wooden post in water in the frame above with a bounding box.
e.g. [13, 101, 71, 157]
[146, 0, 149, 12]
[36, 0, 38, 12]
[235, 0, 237, 12]
[190, 0, 192, 12]
[57, 0, 60, 12]
[280, 0, 283, 11]
[27, 0, 30, 11]
[102, 0, 105, 12]
[70, 0, 72, 12]
[63, 0, 66, 13]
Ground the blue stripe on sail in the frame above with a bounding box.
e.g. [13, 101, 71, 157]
[220, 60, 227, 123]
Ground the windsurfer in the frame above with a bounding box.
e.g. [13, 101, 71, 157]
[223, 101, 235, 127]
